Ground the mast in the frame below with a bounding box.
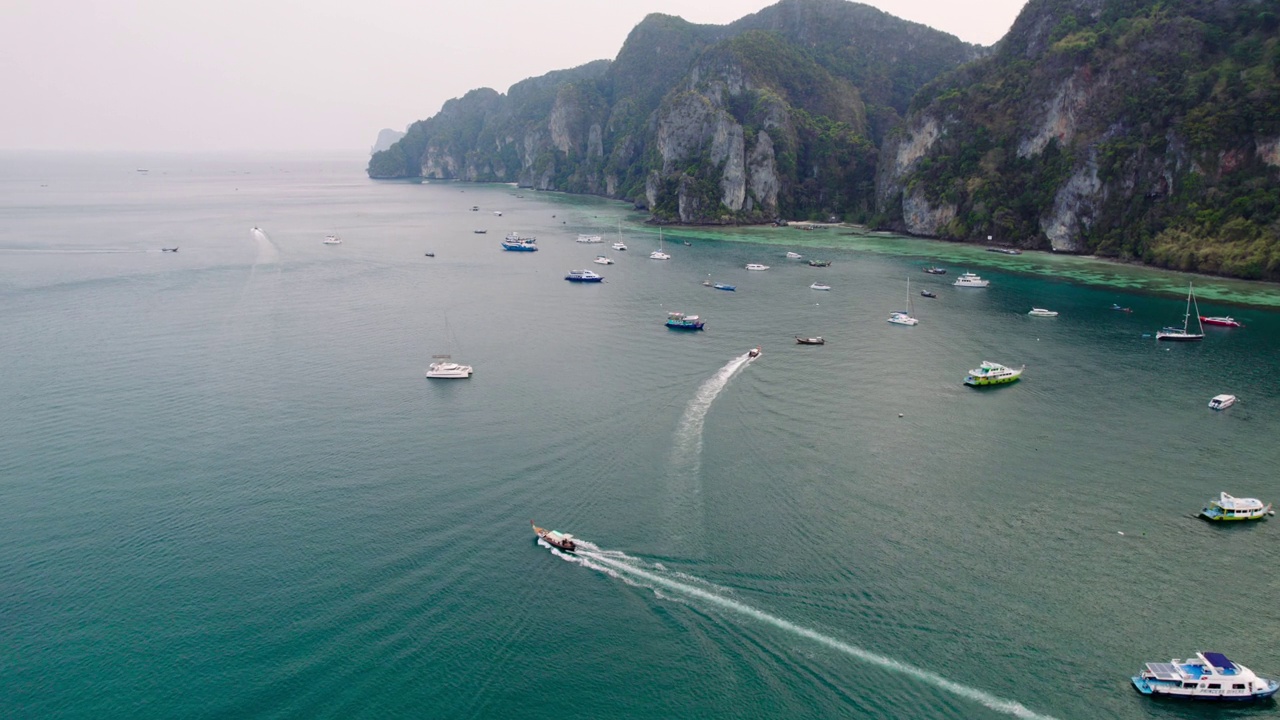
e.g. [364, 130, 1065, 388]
[1190, 282, 1204, 334]
[906, 276, 913, 316]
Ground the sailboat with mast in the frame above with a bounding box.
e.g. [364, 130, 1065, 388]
[1156, 283, 1205, 342]
[887, 276, 919, 326]
[649, 228, 670, 260]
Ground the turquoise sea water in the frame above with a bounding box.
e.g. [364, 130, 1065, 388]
[2, 152, 1279, 719]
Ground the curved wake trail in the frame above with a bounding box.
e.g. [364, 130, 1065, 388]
[250, 227, 280, 266]
[670, 352, 752, 476]
[546, 542, 1057, 720]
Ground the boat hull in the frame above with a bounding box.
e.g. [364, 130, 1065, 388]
[666, 322, 704, 330]
[1155, 333, 1204, 342]
[1132, 677, 1279, 701]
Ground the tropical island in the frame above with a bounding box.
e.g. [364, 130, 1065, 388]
[369, 0, 1280, 281]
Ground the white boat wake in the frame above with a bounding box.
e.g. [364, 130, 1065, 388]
[542, 539, 1058, 720]
[250, 227, 279, 266]
[671, 351, 752, 479]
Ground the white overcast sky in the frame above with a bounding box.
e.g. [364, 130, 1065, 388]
[1, 0, 1027, 153]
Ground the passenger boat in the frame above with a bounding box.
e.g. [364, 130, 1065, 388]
[666, 312, 704, 330]
[565, 269, 603, 282]
[810, 282, 831, 291]
[920, 290, 937, 298]
[1028, 308, 1058, 317]
[923, 266, 947, 274]
[1200, 316, 1243, 327]
[1208, 394, 1237, 410]
[323, 234, 342, 245]
[964, 361, 1023, 386]
[1132, 652, 1279, 701]
[954, 272, 990, 287]
[576, 233, 603, 243]
[747, 346, 762, 359]
[745, 263, 770, 271]
[795, 336, 825, 345]
[531, 521, 576, 552]
[593, 255, 614, 265]
[612, 241, 627, 251]
[1157, 283, 1204, 341]
[501, 233, 539, 251]
[807, 259, 832, 267]
[425, 355, 473, 379]
[887, 277, 918, 326]
[1199, 492, 1271, 521]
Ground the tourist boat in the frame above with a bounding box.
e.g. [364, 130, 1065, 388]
[887, 277, 918, 326]
[964, 361, 1023, 386]
[745, 263, 770, 271]
[576, 233, 603, 243]
[954, 272, 990, 287]
[161, 247, 179, 253]
[786, 251, 803, 259]
[531, 521, 576, 552]
[1201, 316, 1243, 328]
[612, 241, 628, 251]
[425, 355, 473, 379]
[795, 336, 825, 345]
[1208, 394, 1237, 410]
[1199, 492, 1271, 521]
[810, 282, 831, 291]
[501, 233, 538, 251]
[807, 259, 832, 267]
[1111, 303, 1132, 313]
[1132, 652, 1279, 701]
[323, 235, 342, 245]
[923, 266, 947, 275]
[1156, 283, 1205, 341]
[650, 229, 670, 260]
[920, 290, 937, 298]
[666, 312, 704, 330]
[565, 269, 603, 282]
[593, 255, 614, 265]
[986, 247, 1022, 255]
[1028, 308, 1059, 317]
[747, 346, 762, 359]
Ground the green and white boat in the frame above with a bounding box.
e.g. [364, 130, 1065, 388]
[964, 361, 1024, 387]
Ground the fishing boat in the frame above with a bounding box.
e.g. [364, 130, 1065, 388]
[807, 259, 831, 267]
[786, 251, 803, 259]
[323, 234, 342, 245]
[501, 233, 538, 251]
[650, 229, 670, 260]
[920, 290, 937, 298]
[923, 266, 947, 275]
[565, 269, 603, 282]
[747, 346, 762, 359]
[795, 336, 825, 345]
[1156, 283, 1205, 341]
[964, 361, 1023, 386]
[810, 282, 831, 291]
[745, 263, 770, 271]
[593, 255, 614, 265]
[665, 312, 704, 330]
[954, 272, 990, 287]
[1208, 394, 1237, 410]
[531, 521, 576, 551]
[1199, 492, 1271, 521]
[1028, 308, 1059, 317]
[576, 234, 603, 243]
[887, 277, 918, 326]
[425, 355, 473, 379]
[1132, 652, 1279, 701]
[1201, 316, 1243, 328]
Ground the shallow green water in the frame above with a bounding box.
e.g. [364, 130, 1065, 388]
[2, 154, 1278, 719]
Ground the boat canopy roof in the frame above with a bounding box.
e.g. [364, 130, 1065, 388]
[1213, 493, 1264, 510]
[1203, 652, 1236, 671]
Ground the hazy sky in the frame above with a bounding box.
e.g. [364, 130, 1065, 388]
[2, 0, 1027, 153]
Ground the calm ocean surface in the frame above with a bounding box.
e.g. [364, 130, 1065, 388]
[2, 152, 1278, 719]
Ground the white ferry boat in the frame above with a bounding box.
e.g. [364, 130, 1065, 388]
[745, 263, 770, 271]
[1199, 492, 1272, 521]
[963, 361, 1023, 386]
[1133, 652, 1279, 701]
[1028, 308, 1058, 317]
[323, 235, 342, 245]
[576, 234, 603, 243]
[954, 272, 989, 287]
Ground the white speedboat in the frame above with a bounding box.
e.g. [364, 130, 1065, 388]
[426, 355, 473, 379]
[323, 234, 342, 245]
[1028, 308, 1059, 317]
[786, 251, 803, 259]
[810, 282, 831, 291]
[1209, 394, 1237, 410]
[745, 263, 770, 271]
[954, 272, 989, 287]
[1199, 492, 1271, 521]
[964, 361, 1023, 386]
[1133, 652, 1279, 701]
[576, 234, 603, 243]
[593, 255, 614, 265]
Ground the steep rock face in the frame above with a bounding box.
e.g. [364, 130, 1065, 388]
[370, 128, 405, 154]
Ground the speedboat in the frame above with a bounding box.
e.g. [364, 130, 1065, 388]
[810, 282, 831, 291]
[425, 355, 473, 379]
[666, 312, 704, 330]
[323, 235, 342, 245]
[612, 241, 628, 251]
[565, 269, 603, 282]
[1201, 316, 1243, 327]
[593, 255, 614, 265]
[786, 251, 803, 259]
[954, 272, 990, 287]
[576, 234, 603, 243]
[1208, 394, 1237, 410]
[745, 263, 770, 270]
[1199, 492, 1271, 521]
[747, 346, 762, 359]
[1028, 308, 1059, 317]
[920, 290, 937, 298]
[808, 260, 832, 267]
[923, 266, 947, 275]
[493, 211, 503, 216]
[1132, 652, 1279, 701]
[531, 521, 576, 552]
[964, 361, 1023, 386]
[501, 233, 538, 251]
[795, 336, 825, 345]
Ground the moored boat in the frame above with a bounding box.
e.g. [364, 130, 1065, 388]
[1201, 316, 1243, 328]
[323, 234, 342, 245]
[795, 336, 825, 345]
[745, 263, 770, 271]
[666, 312, 704, 330]
[954, 272, 990, 287]
[425, 355, 473, 379]
[807, 259, 831, 267]
[1111, 303, 1132, 312]
[565, 269, 603, 282]
[161, 246, 179, 252]
[920, 290, 937, 298]
[531, 521, 576, 551]
[593, 255, 614, 265]
[1132, 652, 1279, 701]
[576, 233, 603, 243]
[986, 247, 1022, 255]
[1208, 393, 1237, 410]
[964, 361, 1023, 386]
[1199, 492, 1271, 521]
[810, 282, 831, 291]
[1157, 283, 1205, 341]
[923, 266, 947, 275]
[501, 233, 538, 251]
[786, 251, 803, 259]
[1028, 308, 1059, 317]
[887, 277, 918, 326]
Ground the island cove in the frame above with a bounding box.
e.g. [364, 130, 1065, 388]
[371, 0, 1280, 283]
